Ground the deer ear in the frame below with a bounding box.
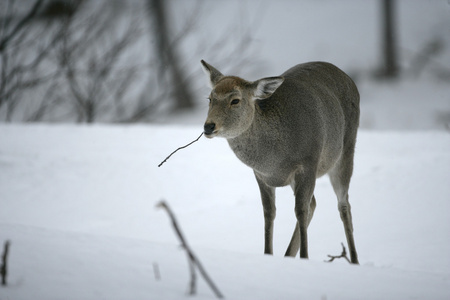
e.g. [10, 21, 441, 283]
[201, 60, 224, 88]
[253, 77, 284, 99]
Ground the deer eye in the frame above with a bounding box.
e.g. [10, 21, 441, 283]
[231, 99, 240, 105]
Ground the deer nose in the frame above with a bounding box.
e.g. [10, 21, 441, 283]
[204, 123, 216, 135]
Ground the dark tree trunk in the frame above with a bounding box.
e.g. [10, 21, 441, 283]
[148, 0, 195, 111]
[380, 0, 399, 78]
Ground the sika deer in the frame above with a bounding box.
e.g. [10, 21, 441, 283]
[202, 60, 359, 264]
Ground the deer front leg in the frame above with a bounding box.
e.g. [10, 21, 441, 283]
[292, 171, 316, 259]
[285, 195, 316, 257]
[254, 172, 276, 255]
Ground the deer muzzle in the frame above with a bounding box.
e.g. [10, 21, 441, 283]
[204, 122, 216, 137]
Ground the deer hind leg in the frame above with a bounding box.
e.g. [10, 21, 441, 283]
[254, 173, 276, 255]
[285, 195, 316, 257]
[329, 153, 359, 264]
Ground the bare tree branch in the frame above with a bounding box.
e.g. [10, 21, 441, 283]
[0, 0, 44, 53]
[0, 0, 76, 120]
[54, 2, 143, 123]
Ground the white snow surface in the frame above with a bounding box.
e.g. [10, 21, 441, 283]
[1, 125, 449, 300]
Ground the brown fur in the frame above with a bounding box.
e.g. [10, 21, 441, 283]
[213, 77, 249, 94]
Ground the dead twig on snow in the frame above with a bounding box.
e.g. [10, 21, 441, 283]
[153, 262, 161, 281]
[156, 200, 224, 298]
[1, 240, 11, 286]
[325, 243, 351, 264]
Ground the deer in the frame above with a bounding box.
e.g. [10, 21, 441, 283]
[201, 60, 360, 264]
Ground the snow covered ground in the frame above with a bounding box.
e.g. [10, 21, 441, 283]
[1, 0, 450, 299]
[0, 125, 449, 299]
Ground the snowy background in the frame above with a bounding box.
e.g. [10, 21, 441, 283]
[1, 0, 450, 299]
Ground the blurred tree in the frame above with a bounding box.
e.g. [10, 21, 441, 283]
[55, 2, 142, 123]
[377, 0, 399, 78]
[147, 0, 195, 111]
[0, 0, 73, 121]
[0, 0, 144, 123]
[0, 0, 259, 123]
[0, 0, 43, 53]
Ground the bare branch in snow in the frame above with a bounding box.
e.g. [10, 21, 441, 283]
[152, 262, 161, 281]
[1, 240, 11, 286]
[325, 243, 351, 264]
[156, 200, 224, 298]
